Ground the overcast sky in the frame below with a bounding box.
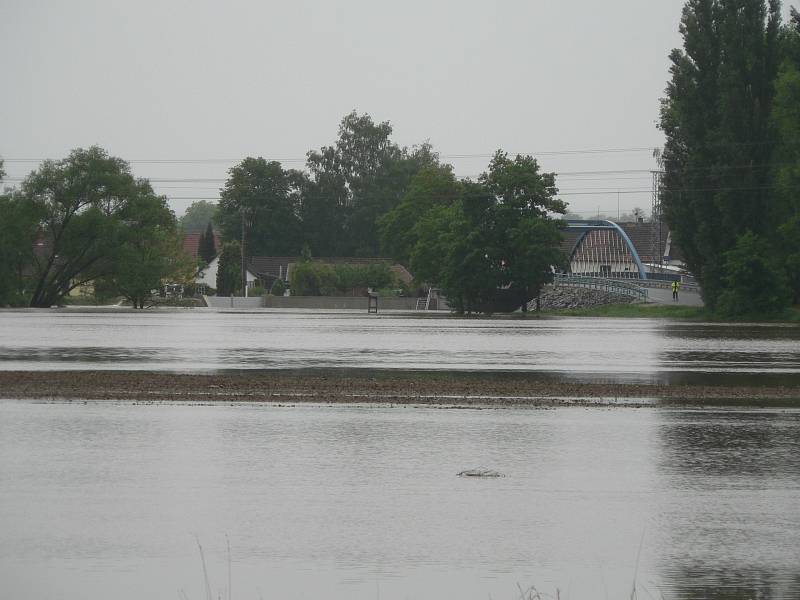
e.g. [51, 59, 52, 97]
[2, 1, 790, 218]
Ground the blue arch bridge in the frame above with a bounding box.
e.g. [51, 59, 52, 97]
[561, 219, 681, 282]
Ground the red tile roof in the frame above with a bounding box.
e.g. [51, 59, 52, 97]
[182, 231, 222, 260]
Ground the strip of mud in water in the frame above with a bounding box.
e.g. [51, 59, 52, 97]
[1, 370, 799, 407]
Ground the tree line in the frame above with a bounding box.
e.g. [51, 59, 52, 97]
[660, 0, 800, 317]
[8, 0, 799, 318]
[0, 122, 567, 312]
[185, 112, 567, 312]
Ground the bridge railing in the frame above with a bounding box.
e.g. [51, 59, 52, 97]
[552, 273, 649, 301]
[635, 279, 701, 293]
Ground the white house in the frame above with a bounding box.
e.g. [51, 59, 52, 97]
[197, 256, 258, 295]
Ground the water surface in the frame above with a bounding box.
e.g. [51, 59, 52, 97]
[1, 310, 798, 384]
[1, 401, 798, 600]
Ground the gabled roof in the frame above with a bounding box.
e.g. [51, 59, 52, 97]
[562, 220, 681, 264]
[182, 230, 222, 260]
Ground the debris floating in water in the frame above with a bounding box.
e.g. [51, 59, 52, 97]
[457, 468, 505, 478]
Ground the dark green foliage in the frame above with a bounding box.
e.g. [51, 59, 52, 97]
[93, 191, 192, 309]
[249, 285, 266, 297]
[480, 152, 567, 312]
[0, 191, 42, 306]
[198, 222, 217, 264]
[216, 241, 242, 296]
[771, 47, 800, 305]
[659, 0, 795, 315]
[178, 200, 218, 233]
[408, 151, 566, 314]
[778, 216, 800, 304]
[289, 261, 395, 296]
[378, 165, 462, 263]
[217, 158, 303, 256]
[302, 111, 440, 256]
[717, 230, 791, 316]
[289, 262, 338, 296]
[269, 278, 286, 296]
[334, 263, 394, 291]
[17, 147, 187, 308]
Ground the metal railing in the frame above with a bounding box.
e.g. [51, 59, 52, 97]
[635, 279, 700, 293]
[552, 273, 649, 301]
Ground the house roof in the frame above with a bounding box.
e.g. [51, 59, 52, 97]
[617, 221, 671, 263]
[561, 221, 681, 264]
[182, 231, 222, 260]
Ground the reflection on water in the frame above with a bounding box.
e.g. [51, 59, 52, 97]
[0, 402, 798, 599]
[657, 410, 800, 600]
[661, 568, 800, 600]
[0, 310, 799, 383]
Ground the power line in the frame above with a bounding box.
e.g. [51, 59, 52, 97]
[0, 146, 658, 164]
[6, 137, 800, 165]
[157, 183, 786, 202]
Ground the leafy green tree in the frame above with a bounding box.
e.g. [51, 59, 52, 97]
[94, 194, 191, 308]
[659, 0, 785, 313]
[178, 200, 218, 233]
[771, 16, 800, 305]
[215, 241, 242, 296]
[217, 158, 303, 293]
[303, 111, 439, 256]
[409, 153, 565, 314]
[409, 204, 461, 287]
[19, 147, 181, 308]
[480, 151, 566, 311]
[0, 190, 41, 306]
[378, 164, 462, 263]
[198, 221, 217, 264]
[716, 230, 791, 316]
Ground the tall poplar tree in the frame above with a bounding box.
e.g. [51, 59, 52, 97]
[659, 0, 787, 314]
[198, 221, 217, 264]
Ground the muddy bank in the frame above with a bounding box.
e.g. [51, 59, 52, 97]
[1, 370, 799, 407]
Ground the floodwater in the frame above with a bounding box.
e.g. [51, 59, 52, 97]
[0, 402, 798, 600]
[1, 309, 799, 599]
[0, 309, 799, 384]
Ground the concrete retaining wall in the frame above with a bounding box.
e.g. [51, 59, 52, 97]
[203, 295, 266, 309]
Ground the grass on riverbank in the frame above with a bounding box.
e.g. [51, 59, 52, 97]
[539, 303, 707, 319]
[537, 303, 800, 322]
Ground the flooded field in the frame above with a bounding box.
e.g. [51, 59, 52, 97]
[0, 309, 798, 383]
[1, 309, 799, 599]
[1, 401, 798, 600]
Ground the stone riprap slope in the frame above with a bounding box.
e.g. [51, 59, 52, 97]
[532, 285, 637, 311]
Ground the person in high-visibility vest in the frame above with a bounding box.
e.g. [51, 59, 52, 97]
[671, 280, 680, 301]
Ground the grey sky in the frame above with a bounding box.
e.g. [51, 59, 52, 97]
[2, 1, 787, 218]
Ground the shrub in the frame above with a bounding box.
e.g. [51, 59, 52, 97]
[270, 278, 287, 296]
[290, 262, 338, 296]
[289, 261, 396, 296]
[716, 231, 791, 318]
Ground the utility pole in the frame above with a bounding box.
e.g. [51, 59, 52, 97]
[240, 207, 248, 297]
